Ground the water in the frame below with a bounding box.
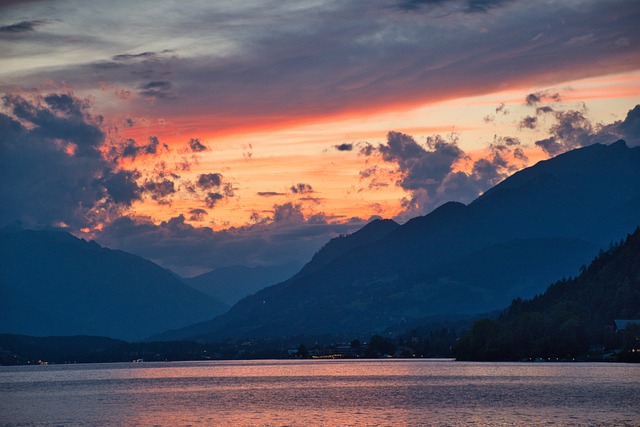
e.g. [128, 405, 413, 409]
[1, 359, 639, 426]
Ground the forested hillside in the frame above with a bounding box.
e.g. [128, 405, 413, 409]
[454, 228, 640, 362]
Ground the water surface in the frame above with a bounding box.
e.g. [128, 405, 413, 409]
[1, 359, 639, 426]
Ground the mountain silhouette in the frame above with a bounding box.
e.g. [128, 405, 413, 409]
[186, 263, 302, 306]
[454, 227, 640, 361]
[156, 141, 640, 341]
[0, 227, 228, 341]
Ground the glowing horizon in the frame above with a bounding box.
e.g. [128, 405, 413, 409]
[1, 0, 639, 275]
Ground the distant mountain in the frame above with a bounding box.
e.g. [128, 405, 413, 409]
[0, 228, 228, 341]
[185, 217, 397, 307]
[186, 263, 302, 306]
[157, 141, 640, 342]
[453, 227, 640, 361]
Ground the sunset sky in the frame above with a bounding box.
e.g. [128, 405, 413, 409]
[1, 0, 639, 275]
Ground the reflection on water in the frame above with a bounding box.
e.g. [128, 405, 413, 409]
[1, 359, 639, 426]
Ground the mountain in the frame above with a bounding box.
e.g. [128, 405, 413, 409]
[184, 220, 399, 307]
[157, 140, 640, 341]
[453, 227, 640, 361]
[186, 263, 302, 306]
[0, 227, 228, 341]
[292, 218, 400, 278]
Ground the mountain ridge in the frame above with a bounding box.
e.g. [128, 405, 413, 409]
[0, 227, 228, 341]
[154, 141, 640, 341]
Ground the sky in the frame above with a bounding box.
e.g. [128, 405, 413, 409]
[1, 0, 639, 276]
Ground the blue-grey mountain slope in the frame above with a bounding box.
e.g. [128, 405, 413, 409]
[185, 263, 302, 306]
[0, 228, 228, 341]
[157, 141, 640, 341]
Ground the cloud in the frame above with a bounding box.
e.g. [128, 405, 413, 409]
[290, 183, 314, 194]
[205, 192, 224, 208]
[614, 104, 640, 144]
[99, 170, 142, 206]
[535, 110, 593, 155]
[191, 173, 234, 208]
[143, 178, 175, 203]
[335, 143, 353, 151]
[360, 130, 527, 217]
[112, 136, 163, 161]
[5, 2, 637, 136]
[139, 81, 174, 99]
[519, 115, 538, 129]
[94, 209, 369, 276]
[380, 132, 465, 192]
[273, 202, 306, 223]
[525, 91, 561, 106]
[4, 93, 104, 158]
[0, 92, 140, 228]
[591, 104, 640, 148]
[188, 138, 208, 152]
[188, 208, 207, 221]
[0, 92, 227, 229]
[113, 51, 159, 62]
[0, 20, 45, 33]
[257, 191, 286, 197]
[525, 104, 640, 155]
[196, 173, 223, 190]
[396, 0, 512, 13]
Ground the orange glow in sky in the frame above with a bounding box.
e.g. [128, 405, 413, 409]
[2, 0, 639, 273]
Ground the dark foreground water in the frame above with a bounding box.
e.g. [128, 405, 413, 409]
[1, 359, 639, 426]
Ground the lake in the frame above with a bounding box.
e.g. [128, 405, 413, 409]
[1, 359, 639, 426]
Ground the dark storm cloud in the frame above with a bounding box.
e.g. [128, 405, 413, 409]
[188, 138, 208, 152]
[0, 20, 45, 33]
[3, 93, 103, 158]
[0, 92, 187, 228]
[196, 173, 223, 190]
[99, 170, 142, 206]
[0, 111, 102, 228]
[334, 143, 353, 151]
[0, 93, 107, 228]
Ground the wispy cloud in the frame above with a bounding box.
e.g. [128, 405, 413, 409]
[0, 20, 46, 33]
[2, 1, 638, 133]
